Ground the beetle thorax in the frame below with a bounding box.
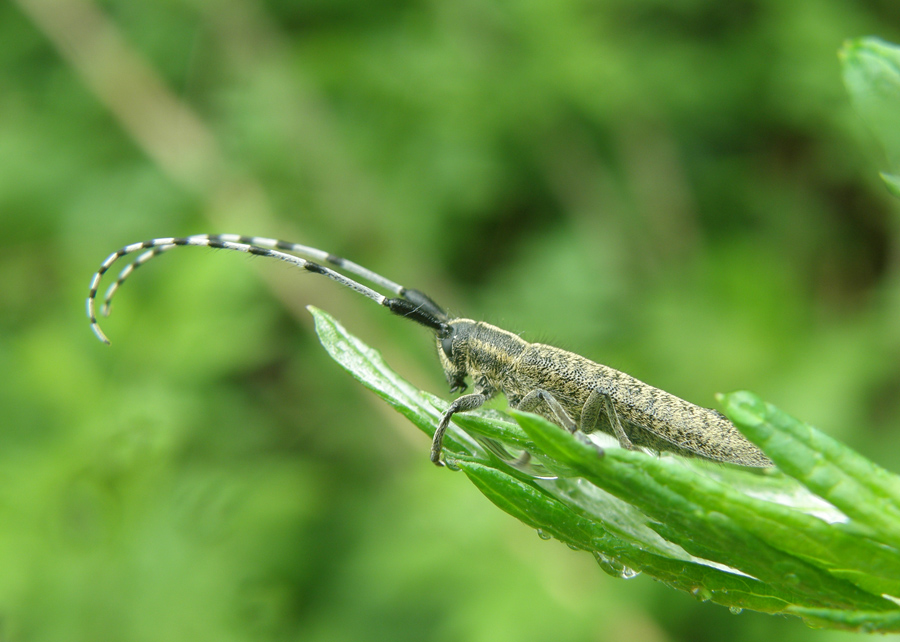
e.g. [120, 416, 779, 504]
[436, 319, 527, 392]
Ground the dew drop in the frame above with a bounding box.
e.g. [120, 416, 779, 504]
[729, 606, 743, 615]
[536, 529, 552, 540]
[690, 586, 712, 602]
[593, 552, 640, 579]
[620, 567, 641, 580]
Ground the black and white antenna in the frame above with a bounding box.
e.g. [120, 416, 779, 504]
[87, 234, 450, 344]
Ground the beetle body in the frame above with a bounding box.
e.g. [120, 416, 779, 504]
[434, 319, 772, 467]
[87, 234, 772, 469]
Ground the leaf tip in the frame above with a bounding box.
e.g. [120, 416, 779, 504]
[880, 172, 900, 199]
[720, 390, 768, 430]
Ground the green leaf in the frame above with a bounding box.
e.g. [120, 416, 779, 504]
[882, 172, 900, 199]
[785, 607, 900, 634]
[841, 37, 900, 195]
[722, 391, 900, 549]
[310, 306, 900, 632]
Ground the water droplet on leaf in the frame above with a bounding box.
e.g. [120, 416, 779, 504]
[690, 586, 712, 602]
[593, 552, 640, 579]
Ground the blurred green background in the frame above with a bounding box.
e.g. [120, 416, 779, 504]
[2, 0, 900, 640]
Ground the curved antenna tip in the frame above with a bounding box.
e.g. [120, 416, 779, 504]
[87, 300, 111, 344]
[91, 323, 111, 345]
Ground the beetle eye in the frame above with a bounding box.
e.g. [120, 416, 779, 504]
[440, 334, 454, 360]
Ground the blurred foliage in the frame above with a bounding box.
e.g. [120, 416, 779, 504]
[2, 0, 900, 640]
[842, 37, 900, 198]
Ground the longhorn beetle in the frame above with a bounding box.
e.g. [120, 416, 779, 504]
[87, 234, 773, 468]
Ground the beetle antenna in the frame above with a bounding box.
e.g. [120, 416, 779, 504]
[87, 234, 450, 344]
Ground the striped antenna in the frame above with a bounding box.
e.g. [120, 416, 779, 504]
[101, 243, 175, 316]
[87, 234, 449, 344]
